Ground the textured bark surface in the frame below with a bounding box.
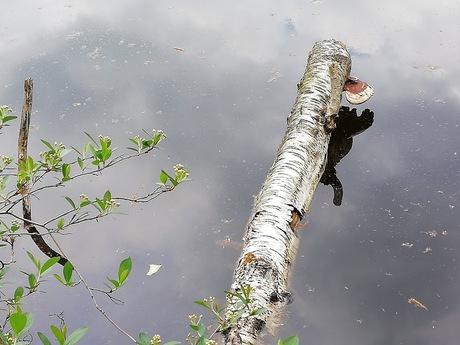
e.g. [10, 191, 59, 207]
[223, 39, 351, 345]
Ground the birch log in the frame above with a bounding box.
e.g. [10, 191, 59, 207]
[223, 39, 352, 345]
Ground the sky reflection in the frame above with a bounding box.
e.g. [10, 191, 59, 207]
[1, 0, 459, 344]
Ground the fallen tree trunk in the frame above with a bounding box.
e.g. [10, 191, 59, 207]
[223, 39, 353, 344]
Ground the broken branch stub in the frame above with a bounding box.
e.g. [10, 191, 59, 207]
[18, 79, 68, 266]
[223, 39, 353, 344]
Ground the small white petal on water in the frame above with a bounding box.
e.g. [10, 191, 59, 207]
[147, 264, 162, 276]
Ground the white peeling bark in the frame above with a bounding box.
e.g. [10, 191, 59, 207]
[223, 39, 351, 345]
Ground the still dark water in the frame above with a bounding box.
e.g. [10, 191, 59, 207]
[1, 1, 459, 344]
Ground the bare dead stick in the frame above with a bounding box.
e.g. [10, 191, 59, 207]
[18, 78, 68, 265]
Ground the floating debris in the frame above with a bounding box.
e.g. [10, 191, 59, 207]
[65, 31, 84, 40]
[426, 64, 441, 71]
[422, 247, 432, 254]
[173, 47, 185, 52]
[423, 230, 438, 237]
[146, 264, 162, 276]
[408, 297, 428, 311]
[401, 242, 414, 248]
[215, 239, 244, 250]
[267, 69, 282, 83]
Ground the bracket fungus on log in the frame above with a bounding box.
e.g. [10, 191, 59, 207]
[223, 39, 373, 345]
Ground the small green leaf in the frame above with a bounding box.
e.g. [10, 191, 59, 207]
[38, 332, 53, 345]
[40, 257, 60, 275]
[41, 139, 55, 151]
[95, 198, 106, 211]
[108, 278, 119, 288]
[0, 333, 11, 343]
[249, 307, 267, 316]
[79, 200, 92, 208]
[14, 286, 24, 302]
[278, 335, 299, 345]
[118, 257, 132, 285]
[0, 175, 12, 193]
[138, 333, 150, 345]
[19, 312, 35, 338]
[2, 115, 17, 123]
[103, 190, 112, 201]
[26, 156, 35, 173]
[27, 251, 40, 270]
[65, 196, 76, 209]
[71, 145, 82, 156]
[159, 170, 169, 185]
[159, 169, 178, 186]
[60, 148, 72, 158]
[77, 157, 84, 170]
[54, 274, 65, 285]
[63, 261, 74, 283]
[28, 273, 37, 289]
[50, 324, 65, 345]
[57, 218, 65, 230]
[163, 342, 182, 345]
[9, 312, 27, 336]
[64, 326, 88, 345]
[10, 220, 20, 232]
[194, 300, 211, 311]
[143, 139, 153, 148]
[101, 149, 112, 161]
[84, 132, 98, 146]
[61, 163, 71, 181]
[189, 324, 200, 332]
[0, 266, 10, 279]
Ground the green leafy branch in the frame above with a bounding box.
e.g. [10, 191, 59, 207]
[0, 253, 136, 344]
[25, 252, 61, 292]
[54, 262, 76, 287]
[37, 324, 88, 345]
[185, 285, 298, 345]
[186, 285, 267, 345]
[159, 164, 190, 188]
[2, 127, 189, 235]
[0, 252, 79, 345]
[1, 100, 189, 344]
[0, 105, 16, 130]
[128, 129, 167, 155]
[105, 257, 132, 292]
[136, 333, 181, 345]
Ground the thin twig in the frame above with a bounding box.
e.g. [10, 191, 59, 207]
[49, 238, 138, 343]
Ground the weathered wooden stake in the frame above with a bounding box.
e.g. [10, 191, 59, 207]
[223, 39, 353, 344]
[18, 78, 68, 265]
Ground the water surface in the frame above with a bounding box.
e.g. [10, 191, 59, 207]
[1, 1, 459, 344]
